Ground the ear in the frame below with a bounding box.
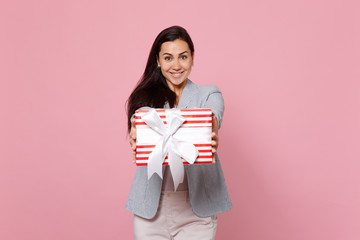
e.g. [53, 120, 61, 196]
[156, 56, 160, 67]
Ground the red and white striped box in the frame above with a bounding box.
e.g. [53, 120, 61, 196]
[135, 108, 213, 166]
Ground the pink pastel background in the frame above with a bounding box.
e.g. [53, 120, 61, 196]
[1, 0, 359, 239]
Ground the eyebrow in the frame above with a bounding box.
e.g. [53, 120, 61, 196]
[162, 51, 189, 56]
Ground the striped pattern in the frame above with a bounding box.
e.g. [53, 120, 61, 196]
[135, 108, 213, 166]
[135, 109, 212, 128]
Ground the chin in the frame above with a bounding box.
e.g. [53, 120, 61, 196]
[169, 78, 187, 86]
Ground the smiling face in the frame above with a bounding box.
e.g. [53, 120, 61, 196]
[157, 39, 193, 93]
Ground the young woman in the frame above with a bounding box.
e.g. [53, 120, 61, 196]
[126, 26, 232, 240]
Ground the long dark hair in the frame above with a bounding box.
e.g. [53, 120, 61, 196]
[126, 26, 195, 131]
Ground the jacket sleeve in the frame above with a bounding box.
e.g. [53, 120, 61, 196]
[203, 86, 225, 129]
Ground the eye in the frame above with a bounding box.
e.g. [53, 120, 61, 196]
[164, 56, 172, 61]
[181, 55, 188, 60]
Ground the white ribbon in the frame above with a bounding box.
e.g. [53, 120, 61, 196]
[141, 109, 199, 191]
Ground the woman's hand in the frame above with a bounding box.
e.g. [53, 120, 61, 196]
[211, 115, 219, 163]
[129, 119, 137, 163]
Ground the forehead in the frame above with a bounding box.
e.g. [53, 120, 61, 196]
[159, 39, 190, 54]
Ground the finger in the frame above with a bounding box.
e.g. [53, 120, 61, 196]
[211, 134, 218, 143]
[132, 150, 136, 163]
[131, 122, 136, 136]
[131, 119, 137, 164]
[131, 119, 136, 127]
[211, 115, 218, 164]
[212, 115, 218, 130]
[130, 133, 136, 141]
[129, 136, 136, 145]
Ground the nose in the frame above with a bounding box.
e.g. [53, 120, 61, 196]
[172, 59, 181, 70]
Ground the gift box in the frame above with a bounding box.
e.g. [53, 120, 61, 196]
[135, 108, 213, 166]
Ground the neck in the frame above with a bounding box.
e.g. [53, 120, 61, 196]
[168, 79, 187, 105]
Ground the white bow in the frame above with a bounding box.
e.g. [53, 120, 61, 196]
[141, 109, 199, 191]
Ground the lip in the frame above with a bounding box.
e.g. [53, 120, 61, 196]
[170, 71, 184, 78]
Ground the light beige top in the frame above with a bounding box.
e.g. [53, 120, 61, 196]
[161, 166, 188, 191]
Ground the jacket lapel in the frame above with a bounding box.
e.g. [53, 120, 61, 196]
[178, 79, 196, 108]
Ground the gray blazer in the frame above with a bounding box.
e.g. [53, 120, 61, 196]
[125, 80, 232, 219]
